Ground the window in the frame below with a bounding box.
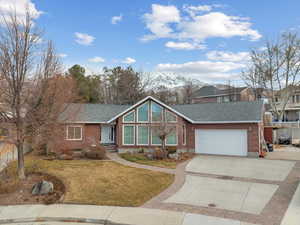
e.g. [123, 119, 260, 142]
[223, 96, 230, 102]
[151, 129, 162, 145]
[123, 125, 135, 145]
[166, 127, 177, 145]
[165, 111, 177, 122]
[66, 126, 82, 140]
[137, 126, 149, 145]
[151, 102, 163, 122]
[182, 125, 186, 145]
[123, 111, 135, 123]
[137, 102, 149, 122]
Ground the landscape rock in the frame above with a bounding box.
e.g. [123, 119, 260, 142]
[58, 154, 73, 160]
[146, 153, 154, 160]
[32, 180, 54, 195]
[169, 153, 179, 160]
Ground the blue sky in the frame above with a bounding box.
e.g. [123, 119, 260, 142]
[1, 0, 300, 84]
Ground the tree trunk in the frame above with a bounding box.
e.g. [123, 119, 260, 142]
[17, 141, 25, 179]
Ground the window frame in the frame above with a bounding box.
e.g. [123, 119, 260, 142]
[165, 126, 178, 146]
[150, 127, 163, 146]
[165, 111, 177, 123]
[137, 125, 149, 146]
[122, 125, 135, 146]
[66, 125, 83, 141]
[123, 110, 135, 123]
[182, 124, 186, 146]
[137, 102, 150, 123]
[151, 101, 163, 123]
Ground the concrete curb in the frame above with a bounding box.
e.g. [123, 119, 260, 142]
[0, 204, 258, 225]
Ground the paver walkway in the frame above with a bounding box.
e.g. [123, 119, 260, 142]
[0, 204, 258, 225]
[107, 152, 176, 174]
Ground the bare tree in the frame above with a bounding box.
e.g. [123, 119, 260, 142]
[151, 120, 176, 156]
[0, 11, 78, 178]
[242, 32, 300, 121]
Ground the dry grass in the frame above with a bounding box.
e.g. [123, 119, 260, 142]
[3, 155, 174, 206]
[119, 153, 177, 169]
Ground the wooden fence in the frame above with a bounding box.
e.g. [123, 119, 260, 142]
[0, 142, 17, 172]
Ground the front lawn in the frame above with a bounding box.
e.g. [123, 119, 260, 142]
[119, 153, 179, 169]
[0, 155, 174, 206]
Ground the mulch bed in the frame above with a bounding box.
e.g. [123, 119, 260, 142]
[165, 152, 195, 162]
[0, 172, 65, 205]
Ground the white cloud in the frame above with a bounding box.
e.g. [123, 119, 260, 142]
[156, 60, 245, 82]
[74, 32, 95, 46]
[0, 0, 43, 23]
[165, 41, 206, 50]
[122, 57, 136, 64]
[206, 51, 250, 62]
[111, 14, 123, 24]
[141, 4, 261, 44]
[58, 53, 67, 58]
[141, 4, 181, 41]
[88, 56, 105, 63]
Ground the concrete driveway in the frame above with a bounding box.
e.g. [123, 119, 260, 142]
[164, 175, 278, 214]
[164, 155, 296, 216]
[186, 155, 295, 181]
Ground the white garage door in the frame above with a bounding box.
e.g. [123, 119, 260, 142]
[195, 129, 248, 156]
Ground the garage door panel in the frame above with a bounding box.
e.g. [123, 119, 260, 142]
[195, 129, 247, 156]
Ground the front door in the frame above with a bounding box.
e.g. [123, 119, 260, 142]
[101, 125, 115, 144]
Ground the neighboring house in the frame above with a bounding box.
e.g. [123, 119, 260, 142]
[192, 86, 264, 104]
[273, 88, 300, 121]
[61, 96, 264, 157]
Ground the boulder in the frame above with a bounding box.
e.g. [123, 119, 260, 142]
[169, 153, 179, 160]
[32, 180, 54, 195]
[58, 154, 73, 160]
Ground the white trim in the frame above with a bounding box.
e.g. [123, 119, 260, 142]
[136, 125, 149, 146]
[182, 124, 186, 146]
[107, 96, 194, 124]
[192, 120, 261, 124]
[66, 125, 83, 141]
[123, 110, 135, 123]
[165, 126, 178, 146]
[136, 101, 150, 123]
[122, 125, 135, 146]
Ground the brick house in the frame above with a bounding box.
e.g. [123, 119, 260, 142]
[61, 96, 264, 157]
[192, 86, 264, 104]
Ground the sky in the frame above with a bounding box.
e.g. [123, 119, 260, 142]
[1, 0, 300, 84]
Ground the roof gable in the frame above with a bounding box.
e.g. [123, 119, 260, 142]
[107, 96, 194, 123]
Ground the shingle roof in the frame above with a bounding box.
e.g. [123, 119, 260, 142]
[61, 99, 263, 124]
[193, 86, 248, 98]
[171, 101, 263, 122]
[61, 103, 132, 123]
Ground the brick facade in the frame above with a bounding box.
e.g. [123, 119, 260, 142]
[60, 124, 100, 150]
[60, 99, 262, 156]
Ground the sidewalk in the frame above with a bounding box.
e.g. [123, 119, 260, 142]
[0, 204, 257, 225]
[281, 180, 300, 225]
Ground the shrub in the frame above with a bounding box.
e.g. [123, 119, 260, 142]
[85, 145, 106, 160]
[153, 147, 167, 160]
[166, 146, 177, 155]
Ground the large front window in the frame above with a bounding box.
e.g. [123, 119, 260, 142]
[151, 102, 163, 122]
[137, 126, 149, 145]
[123, 125, 135, 145]
[137, 102, 149, 122]
[122, 100, 179, 146]
[166, 127, 177, 145]
[151, 129, 162, 145]
[66, 126, 82, 140]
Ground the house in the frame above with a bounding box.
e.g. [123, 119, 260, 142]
[273, 88, 300, 121]
[192, 85, 264, 104]
[60, 96, 264, 157]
